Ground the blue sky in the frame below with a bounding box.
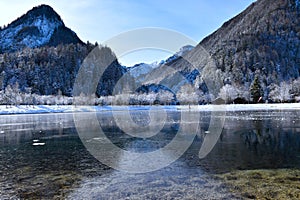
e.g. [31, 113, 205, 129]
[0, 0, 256, 66]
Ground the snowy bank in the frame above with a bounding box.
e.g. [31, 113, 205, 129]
[0, 103, 299, 115]
[0, 105, 177, 115]
[0, 105, 103, 115]
[178, 103, 300, 111]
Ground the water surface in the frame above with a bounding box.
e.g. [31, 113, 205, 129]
[0, 108, 299, 199]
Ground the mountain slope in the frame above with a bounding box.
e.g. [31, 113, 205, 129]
[200, 0, 300, 83]
[0, 5, 125, 97]
[0, 4, 83, 53]
[151, 0, 300, 102]
[127, 45, 194, 80]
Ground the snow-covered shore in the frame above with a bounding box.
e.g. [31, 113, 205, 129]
[0, 105, 100, 115]
[0, 105, 176, 115]
[0, 103, 299, 115]
[178, 103, 300, 112]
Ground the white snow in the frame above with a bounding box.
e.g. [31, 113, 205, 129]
[0, 105, 96, 115]
[0, 15, 62, 51]
[165, 45, 194, 63]
[0, 103, 299, 115]
[32, 142, 45, 146]
[127, 45, 194, 79]
[128, 62, 159, 78]
[34, 16, 62, 45]
[178, 103, 300, 111]
[177, 45, 194, 57]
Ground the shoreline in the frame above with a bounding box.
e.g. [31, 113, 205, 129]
[0, 103, 299, 115]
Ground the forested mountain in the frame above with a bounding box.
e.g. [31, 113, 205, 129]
[0, 43, 125, 97]
[0, 5, 125, 98]
[146, 0, 300, 103]
[1, 1, 300, 105]
[200, 0, 300, 98]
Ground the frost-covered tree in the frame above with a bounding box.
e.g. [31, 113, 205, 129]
[218, 84, 238, 103]
[157, 91, 174, 105]
[269, 82, 292, 102]
[279, 82, 292, 102]
[177, 84, 199, 104]
[3, 83, 22, 106]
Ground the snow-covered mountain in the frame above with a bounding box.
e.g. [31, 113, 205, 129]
[0, 4, 83, 53]
[0, 5, 125, 97]
[164, 45, 194, 64]
[125, 45, 194, 95]
[127, 45, 194, 79]
[150, 0, 300, 103]
[127, 62, 159, 80]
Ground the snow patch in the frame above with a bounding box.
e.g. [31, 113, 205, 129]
[0, 15, 62, 51]
[165, 45, 194, 63]
[0, 104, 299, 115]
[128, 62, 159, 78]
[178, 103, 300, 112]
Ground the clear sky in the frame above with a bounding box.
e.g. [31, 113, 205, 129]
[0, 0, 256, 66]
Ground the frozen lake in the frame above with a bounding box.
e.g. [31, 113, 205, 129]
[0, 107, 300, 199]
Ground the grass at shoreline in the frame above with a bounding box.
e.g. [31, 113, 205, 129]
[217, 169, 300, 199]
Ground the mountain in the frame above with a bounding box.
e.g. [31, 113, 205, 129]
[127, 62, 159, 81]
[125, 45, 195, 95]
[0, 5, 125, 97]
[2, 1, 300, 104]
[0, 4, 83, 53]
[164, 45, 194, 64]
[199, 0, 300, 83]
[128, 45, 194, 78]
[143, 0, 300, 103]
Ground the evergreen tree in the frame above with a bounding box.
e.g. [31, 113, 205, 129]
[250, 76, 263, 103]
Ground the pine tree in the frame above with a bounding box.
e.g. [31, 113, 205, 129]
[250, 76, 263, 103]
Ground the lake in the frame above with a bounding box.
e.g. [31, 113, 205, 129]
[0, 107, 299, 199]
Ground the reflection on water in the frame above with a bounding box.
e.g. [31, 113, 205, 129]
[201, 111, 300, 173]
[0, 109, 299, 199]
[0, 113, 75, 145]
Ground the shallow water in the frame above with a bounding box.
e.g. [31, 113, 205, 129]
[0, 108, 299, 199]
